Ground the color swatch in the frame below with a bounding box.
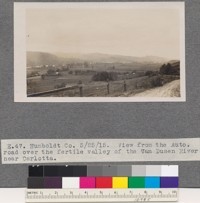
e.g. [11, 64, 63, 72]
[62, 177, 80, 189]
[96, 177, 112, 188]
[80, 177, 96, 188]
[28, 165, 178, 189]
[112, 177, 128, 188]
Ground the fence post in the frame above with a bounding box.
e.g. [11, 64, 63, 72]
[123, 80, 127, 92]
[135, 82, 138, 89]
[107, 82, 110, 94]
[79, 86, 83, 97]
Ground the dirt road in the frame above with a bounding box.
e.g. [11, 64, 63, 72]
[134, 80, 180, 97]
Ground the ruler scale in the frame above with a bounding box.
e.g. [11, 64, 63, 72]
[26, 188, 178, 202]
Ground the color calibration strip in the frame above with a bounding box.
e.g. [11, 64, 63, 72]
[28, 165, 178, 189]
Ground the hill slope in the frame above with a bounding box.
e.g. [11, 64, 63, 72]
[27, 52, 62, 66]
[27, 51, 170, 67]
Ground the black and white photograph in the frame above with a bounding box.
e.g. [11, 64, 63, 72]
[14, 2, 185, 102]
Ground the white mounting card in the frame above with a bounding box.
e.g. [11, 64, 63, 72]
[1, 138, 200, 164]
[0, 0, 200, 190]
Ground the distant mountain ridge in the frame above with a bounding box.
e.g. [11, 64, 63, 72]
[27, 51, 174, 67]
[55, 52, 170, 64]
[27, 52, 65, 66]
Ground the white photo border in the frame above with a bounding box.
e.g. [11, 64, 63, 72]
[14, 2, 186, 102]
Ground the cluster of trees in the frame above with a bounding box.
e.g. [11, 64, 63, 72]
[92, 71, 117, 81]
[144, 62, 180, 78]
[160, 63, 180, 75]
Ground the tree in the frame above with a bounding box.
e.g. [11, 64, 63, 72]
[84, 61, 89, 68]
[41, 74, 45, 80]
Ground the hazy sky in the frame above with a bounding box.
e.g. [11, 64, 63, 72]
[26, 8, 181, 59]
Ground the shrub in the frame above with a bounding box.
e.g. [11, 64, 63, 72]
[47, 69, 56, 75]
[54, 82, 66, 89]
[150, 76, 163, 87]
